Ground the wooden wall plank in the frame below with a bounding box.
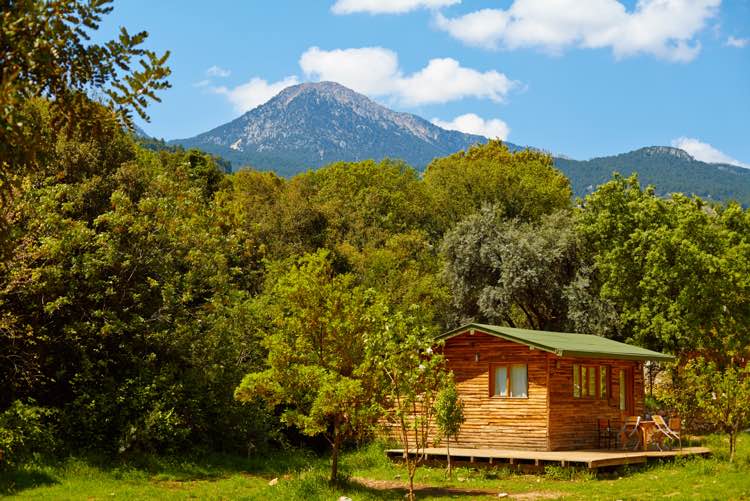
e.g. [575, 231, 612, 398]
[439, 331, 550, 451]
[547, 357, 645, 450]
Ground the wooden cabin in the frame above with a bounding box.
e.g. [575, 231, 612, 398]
[439, 323, 673, 451]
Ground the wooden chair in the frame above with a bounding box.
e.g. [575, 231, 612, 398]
[619, 416, 641, 450]
[653, 415, 682, 450]
[597, 418, 616, 449]
[652, 415, 682, 450]
[668, 418, 682, 449]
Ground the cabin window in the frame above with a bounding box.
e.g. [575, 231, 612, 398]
[600, 366, 609, 400]
[510, 364, 528, 397]
[619, 369, 626, 410]
[573, 364, 609, 400]
[490, 364, 528, 398]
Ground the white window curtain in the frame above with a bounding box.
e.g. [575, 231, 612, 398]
[510, 364, 527, 397]
[494, 366, 507, 396]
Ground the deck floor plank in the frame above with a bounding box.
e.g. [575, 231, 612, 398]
[386, 446, 710, 469]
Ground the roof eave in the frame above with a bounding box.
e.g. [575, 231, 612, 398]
[556, 350, 674, 362]
[438, 323, 675, 362]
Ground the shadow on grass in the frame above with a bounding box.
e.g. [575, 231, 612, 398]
[0, 468, 59, 496]
[66, 447, 327, 484]
[350, 477, 503, 498]
[270, 473, 502, 500]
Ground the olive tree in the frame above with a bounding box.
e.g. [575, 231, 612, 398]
[442, 206, 616, 334]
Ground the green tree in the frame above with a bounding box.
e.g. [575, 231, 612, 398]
[433, 377, 464, 478]
[344, 230, 449, 326]
[0, 113, 269, 453]
[295, 158, 437, 249]
[1, 0, 170, 195]
[424, 140, 572, 231]
[576, 174, 750, 359]
[376, 318, 445, 501]
[234, 250, 389, 483]
[679, 359, 750, 462]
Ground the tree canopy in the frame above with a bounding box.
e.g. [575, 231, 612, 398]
[1, 0, 170, 196]
[576, 174, 750, 360]
[424, 140, 572, 231]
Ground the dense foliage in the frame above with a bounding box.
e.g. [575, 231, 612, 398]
[0, 0, 170, 197]
[2, 0, 749, 471]
[235, 251, 393, 482]
[2, 100, 749, 462]
[577, 174, 750, 360]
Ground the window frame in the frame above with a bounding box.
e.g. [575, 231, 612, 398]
[600, 365, 610, 401]
[573, 363, 610, 401]
[489, 363, 529, 399]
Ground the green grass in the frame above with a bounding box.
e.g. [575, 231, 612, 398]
[2, 433, 749, 500]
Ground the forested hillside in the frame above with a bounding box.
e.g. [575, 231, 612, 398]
[555, 146, 750, 205]
[3, 109, 750, 465]
[168, 81, 750, 206]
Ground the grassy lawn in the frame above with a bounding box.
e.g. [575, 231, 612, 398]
[2, 434, 749, 500]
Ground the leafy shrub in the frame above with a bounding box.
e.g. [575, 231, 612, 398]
[0, 400, 58, 467]
[544, 465, 594, 481]
[118, 405, 191, 455]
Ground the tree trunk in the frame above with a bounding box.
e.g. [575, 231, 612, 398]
[446, 439, 452, 478]
[728, 430, 736, 463]
[407, 464, 416, 501]
[330, 420, 342, 483]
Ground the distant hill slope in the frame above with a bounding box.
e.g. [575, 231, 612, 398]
[555, 146, 750, 204]
[133, 125, 152, 139]
[171, 81, 508, 176]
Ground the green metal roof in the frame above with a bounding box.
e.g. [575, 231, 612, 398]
[437, 323, 674, 362]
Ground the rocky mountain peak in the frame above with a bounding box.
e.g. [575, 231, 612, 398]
[172, 82, 488, 175]
[640, 146, 695, 161]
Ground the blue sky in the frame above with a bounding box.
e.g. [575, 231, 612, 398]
[97, 0, 749, 165]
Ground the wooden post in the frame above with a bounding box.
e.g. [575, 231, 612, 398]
[546, 354, 552, 451]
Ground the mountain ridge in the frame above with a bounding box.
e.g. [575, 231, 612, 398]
[170, 81, 750, 205]
[172, 81, 507, 176]
[556, 146, 750, 203]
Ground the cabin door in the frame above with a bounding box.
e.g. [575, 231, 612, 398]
[619, 368, 635, 416]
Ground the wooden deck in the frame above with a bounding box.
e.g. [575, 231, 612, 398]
[386, 446, 711, 470]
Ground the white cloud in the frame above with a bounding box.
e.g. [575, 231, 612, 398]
[206, 65, 231, 78]
[193, 79, 212, 88]
[212, 76, 300, 113]
[435, 0, 720, 62]
[299, 46, 517, 105]
[397, 58, 515, 104]
[671, 137, 749, 168]
[299, 47, 401, 97]
[726, 36, 749, 48]
[332, 0, 458, 14]
[432, 113, 510, 139]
